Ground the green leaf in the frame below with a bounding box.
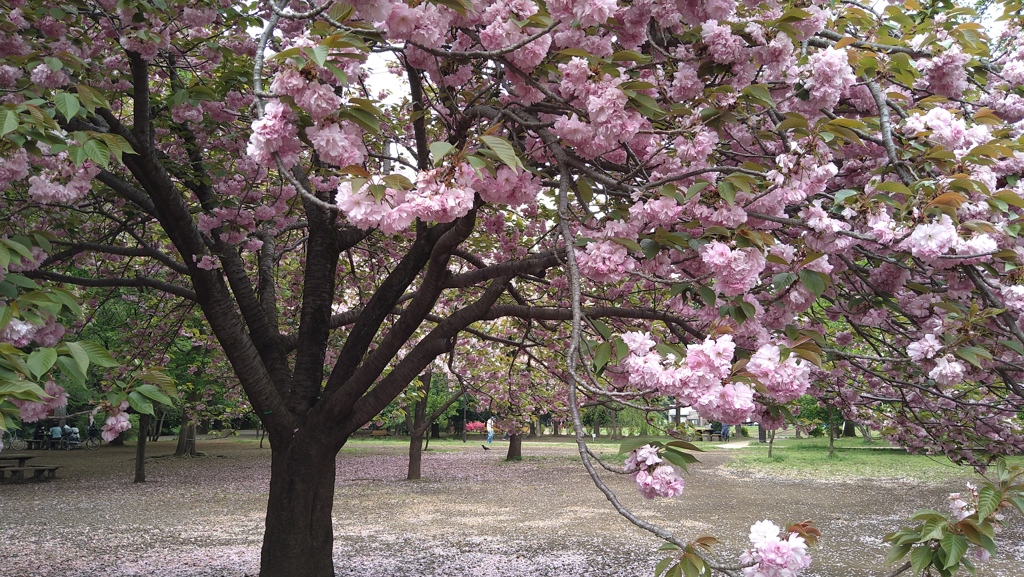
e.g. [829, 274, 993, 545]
[62, 341, 91, 375]
[976, 485, 1001, 520]
[343, 108, 380, 135]
[834, 189, 859, 204]
[429, 141, 456, 163]
[741, 84, 774, 106]
[0, 379, 47, 402]
[798, 269, 827, 298]
[941, 533, 968, 569]
[910, 545, 933, 574]
[0, 108, 19, 138]
[776, 113, 809, 132]
[593, 341, 612, 371]
[82, 138, 110, 168]
[135, 383, 175, 407]
[78, 340, 118, 367]
[610, 237, 643, 252]
[302, 44, 330, 67]
[886, 543, 912, 564]
[655, 557, 675, 577]
[479, 135, 522, 173]
[955, 346, 992, 369]
[53, 92, 81, 120]
[635, 238, 658, 260]
[328, 2, 354, 21]
[27, 348, 58, 378]
[618, 438, 658, 455]
[920, 518, 947, 541]
[772, 272, 797, 292]
[591, 319, 611, 340]
[127, 390, 155, 415]
[875, 181, 913, 196]
[681, 558, 699, 577]
[382, 174, 414, 191]
[664, 440, 703, 452]
[661, 448, 698, 471]
[685, 181, 711, 201]
[698, 285, 716, 307]
[57, 356, 86, 386]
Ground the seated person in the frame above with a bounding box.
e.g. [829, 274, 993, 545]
[49, 424, 62, 447]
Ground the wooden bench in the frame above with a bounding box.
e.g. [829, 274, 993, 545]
[370, 430, 389, 437]
[0, 466, 60, 482]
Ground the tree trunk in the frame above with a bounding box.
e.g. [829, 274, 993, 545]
[260, 435, 338, 577]
[610, 410, 618, 440]
[149, 410, 164, 442]
[857, 423, 874, 443]
[407, 377, 429, 480]
[829, 408, 836, 458]
[134, 414, 150, 483]
[843, 420, 857, 438]
[553, 421, 560, 436]
[175, 420, 197, 457]
[506, 433, 522, 461]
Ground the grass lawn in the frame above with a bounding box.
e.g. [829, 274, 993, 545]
[724, 434, 1024, 483]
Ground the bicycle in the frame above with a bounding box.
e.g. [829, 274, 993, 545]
[2, 429, 27, 451]
[84, 432, 102, 450]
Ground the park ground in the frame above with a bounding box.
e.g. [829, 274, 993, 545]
[1, 434, 1022, 577]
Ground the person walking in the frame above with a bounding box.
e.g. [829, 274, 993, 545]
[486, 417, 494, 444]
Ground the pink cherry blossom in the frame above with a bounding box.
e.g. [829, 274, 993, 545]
[306, 122, 367, 168]
[576, 240, 637, 283]
[904, 215, 958, 260]
[907, 334, 943, 361]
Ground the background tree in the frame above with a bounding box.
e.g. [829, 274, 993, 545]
[4, 1, 1024, 577]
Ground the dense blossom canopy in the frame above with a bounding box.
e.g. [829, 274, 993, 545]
[2, 0, 1024, 575]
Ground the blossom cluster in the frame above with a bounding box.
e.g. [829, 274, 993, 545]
[97, 400, 132, 442]
[741, 520, 812, 577]
[11, 380, 68, 423]
[623, 444, 685, 499]
[335, 163, 524, 232]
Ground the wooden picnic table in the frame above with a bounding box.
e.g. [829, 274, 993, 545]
[0, 454, 36, 467]
[0, 454, 59, 482]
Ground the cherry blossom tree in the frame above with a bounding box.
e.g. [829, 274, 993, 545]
[4, 0, 1024, 576]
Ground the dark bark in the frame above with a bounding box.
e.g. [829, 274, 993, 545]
[843, 420, 857, 438]
[260, 433, 338, 577]
[407, 376, 429, 481]
[856, 423, 874, 443]
[175, 420, 197, 457]
[149, 410, 165, 442]
[506, 433, 522, 461]
[134, 414, 150, 483]
[828, 408, 836, 458]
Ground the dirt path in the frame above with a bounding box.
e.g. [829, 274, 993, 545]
[1, 439, 1021, 577]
